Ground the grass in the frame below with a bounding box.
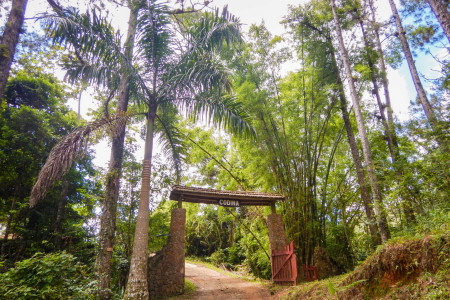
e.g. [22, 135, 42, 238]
[167, 279, 197, 300]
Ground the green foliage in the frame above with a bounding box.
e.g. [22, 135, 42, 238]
[327, 281, 336, 296]
[5, 70, 63, 111]
[210, 248, 226, 266]
[0, 252, 96, 299]
[0, 68, 98, 264]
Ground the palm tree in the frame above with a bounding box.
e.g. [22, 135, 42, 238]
[41, 4, 139, 297]
[122, 3, 252, 298]
[32, 1, 252, 299]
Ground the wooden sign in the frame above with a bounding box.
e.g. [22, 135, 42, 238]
[218, 199, 240, 207]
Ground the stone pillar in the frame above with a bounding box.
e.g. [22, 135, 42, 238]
[148, 208, 186, 299]
[267, 213, 289, 251]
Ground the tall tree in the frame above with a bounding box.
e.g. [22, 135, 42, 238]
[387, 0, 438, 129]
[367, 0, 397, 145]
[329, 0, 390, 242]
[356, 1, 416, 224]
[123, 4, 252, 298]
[41, 2, 139, 296]
[0, 0, 28, 105]
[97, 5, 138, 298]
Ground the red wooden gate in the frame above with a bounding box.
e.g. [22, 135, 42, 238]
[270, 241, 297, 285]
[304, 263, 318, 281]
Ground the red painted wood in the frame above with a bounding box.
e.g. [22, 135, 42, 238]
[304, 263, 318, 281]
[270, 241, 297, 284]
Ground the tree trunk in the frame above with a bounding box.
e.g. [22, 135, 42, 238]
[330, 0, 390, 243]
[331, 49, 381, 246]
[97, 7, 138, 299]
[54, 177, 69, 249]
[358, 20, 396, 160]
[368, 0, 398, 147]
[123, 109, 156, 300]
[358, 16, 416, 224]
[0, 0, 28, 106]
[387, 0, 438, 129]
[336, 73, 381, 247]
[428, 0, 450, 43]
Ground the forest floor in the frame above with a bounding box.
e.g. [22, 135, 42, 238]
[171, 262, 280, 300]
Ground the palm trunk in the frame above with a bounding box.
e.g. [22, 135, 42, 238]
[387, 0, 438, 129]
[123, 109, 156, 300]
[428, 0, 450, 43]
[330, 0, 390, 242]
[0, 0, 28, 106]
[97, 7, 137, 299]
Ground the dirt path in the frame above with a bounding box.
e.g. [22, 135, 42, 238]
[178, 262, 278, 300]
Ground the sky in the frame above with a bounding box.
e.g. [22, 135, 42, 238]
[7, 0, 445, 168]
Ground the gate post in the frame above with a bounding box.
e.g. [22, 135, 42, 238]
[267, 213, 289, 251]
[148, 208, 186, 299]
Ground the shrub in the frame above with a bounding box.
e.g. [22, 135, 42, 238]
[0, 251, 96, 299]
[210, 249, 226, 267]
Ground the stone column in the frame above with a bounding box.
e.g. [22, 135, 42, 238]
[148, 208, 186, 299]
[267, 213, 289, 251]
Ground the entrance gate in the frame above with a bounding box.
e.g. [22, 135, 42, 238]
[148, 185, 296, 298]
[271, 241, 297, 284]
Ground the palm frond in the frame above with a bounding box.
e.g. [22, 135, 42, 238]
[136, 0, 174, 78]
[42, 7, 149, 96]
[43, 8, 122, 77]
[155, 103, 187, 183]
[184, 92, 256, 138]
[164, 51, 233, 98]
[61, 55, 121, 90]
[29, 112, 134, 207]
[184, 5, 242, 53]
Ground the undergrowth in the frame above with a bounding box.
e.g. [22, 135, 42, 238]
[283, 211, 450, 299]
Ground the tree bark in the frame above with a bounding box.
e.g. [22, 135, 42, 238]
[123, 109, 156, 300]
[368, 0, 397, 147]
[330, 0, 391, 243]
[428, 0, 450, 43]
[358, 16, 416, 224]
[387, 0, 438, 129]
[0, 0, 28, 106]
[336, 72, 381, 247]
[97, 7, 138, 299]
[54, 177, 69, 249]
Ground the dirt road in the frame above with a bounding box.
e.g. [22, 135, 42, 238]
[179, 262, 277, 300]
